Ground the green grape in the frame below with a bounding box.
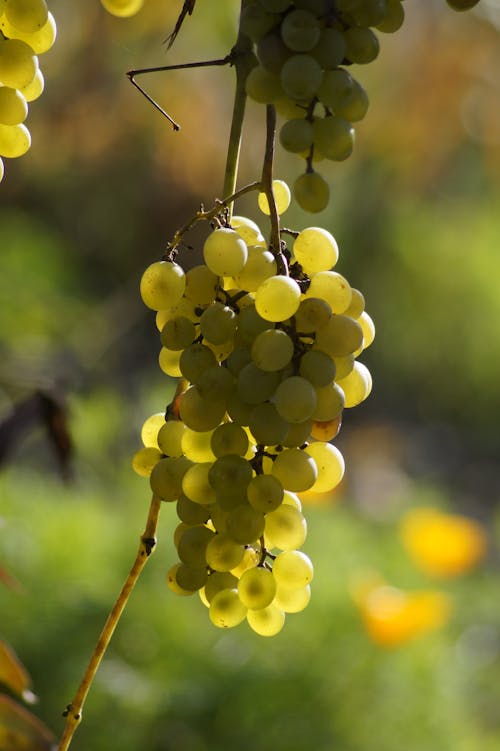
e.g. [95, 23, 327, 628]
[231, 545, 261, 577]
[344, 288, 365, 319]
[259, 0, 290, 12]
[251, 328, 293, 372]
[227, 392, 253, 426]
[333, 353, 355, 379]
[226, 347, 252, 377]
[274, 96, 304, 119]
[312, 381, 345, 421]
[209, 588, 247, 628]
[184, 264, 219, 306]
[246, 64, 283, 103]
[199, 302, 237, 345]
[0, 38, 37, 89]
[1, 11, 56, 54]
[211, 422, 249, 457]
[237, 362, 280, 404]
[293, 226, 339, 273]
[166, 563, 195, 596]
[131, 446, 162, 478]
[274, 376, 317, 424]
[313, 115, 355, 162]
[336, 0, 386, 25]
[5, 0, 47, 33]
[335, 79, 369, 123]
[306, 270, 352, 313]
[205, 533, 245, 572]
[445, 0, 480, 9]
[160, 316, 196, 350]
[215, 486, 249, 511]
[176, 495, 211, 525]
[157, 420, 185, 457]
[248, 401, 289, 445]
[311, 27, 346, 70]
[204, 571, 239, 603]
[280, 9, 320, 52]
[247, 474, 284, 512]
[158, 346, 182, 377]
[281, 418, 312, 448]
[179, 386, 226, 432]
[209, 454, 253, 494]
[343, 27, 380, 64]
[100, 0, 144, 17]
[204, 338, 234, 363]
[358, 310, 375, 349]
[376, 0, 404, 32]
[294, 297, 332, 333]
[150, 456, 192, 502]
[336, 361, 372, 407]
[231, 215, 264, 246]
[264, 502, 307, 549]
[179, 342, 217, 382]
[272, 549, 313, 587]
[226, 503, 265, 544]
[240, 3, 278, 41]
[140, 260, 185, 311]
[0, 122, 30, 157]
[235, 245, 277, 292]
[156, 296, 198, 330]
[204, 228, 248, 277]
[255, 275, 301, 322]
[141, 412, 165, 449]
[177, 525, 214, 567]
[318, 68, 352, 110]
[279, 118, 313, 154]
[293, 171, 330, 213]
[182, 462, 216, 505]
[256, 30, 291, 74]
[299, 349, 336, 387]
[282, 490, 302, 510]
[197, 365, 234, 403]
[176, 563, 208, 592]
[181, 428, 215, 463]
[280, 54, 322, 101]
[271, 447, 317, 492]
[235, 304, 269, 346]
[304, 441, 345, 492]
[258, 179, 291, 215]
[208, 502, 229, 532]
[274, 583, 311, 612]
[315, 314, 363, 357]
[247, 604, 285, 636]
[0, 86, 27, 125]
[18, 67, 43, 101]
[174, 522, 191, 548]
[238, 567, 277, 609]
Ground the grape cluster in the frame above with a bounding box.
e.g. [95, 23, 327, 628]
[242, 0, 406, 212]
[132, 183, 374, 636]
[0, 0, 56, 183]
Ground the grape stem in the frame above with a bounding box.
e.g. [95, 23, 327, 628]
[261, 105, 288, 276]
[55, 495, 162, 751]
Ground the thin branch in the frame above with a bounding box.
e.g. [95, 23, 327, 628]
[261, 105, 288, 276]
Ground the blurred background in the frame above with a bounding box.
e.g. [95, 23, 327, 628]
[1, 1, 500, 749]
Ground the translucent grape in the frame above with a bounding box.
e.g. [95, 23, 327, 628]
[336, 361, 372, 407]
[282, 419, 312, 448]
[160, 316, 196, 350]
[0, 11, 56, 54]
[0, 87, 28, 125]
[280, 9, 320, 52]
[235, 245, 277, 292]
[238, 567, 277, 609]
[209, 454, 253, 494]
[204, 228, 248, 277]
[271, 448, 317, 492]
[231, 215, 265, 246]
[299, 349, 336, 387]
[306, 271, 352, 314]
[312, 382, 345, 421]
[179, 386, 226, 432]
[310, 415, 342, 442]
[272, 549, 314, 587]
[258, 179, 291, 216]
[184, 264, 219, 306]
[176, 495, 211, 526]
[181, 428, 216, 463]
[255, 275, 301, 322]
[247, 604, 285, 636]
[293, 227, 339, 274]
[19, 67, 43, 101]
[304, 441, 345, 493]
[248, 401, 289, 446]
[247, 473, 284, 512]
[358, 310, 375, 349]
[226, 504, 265, 545]
[211, 422, 249, 457]
[274, 376, 317, 424]
[0, 122, 30, 157]
[132, 446, 161, 478]
[265, 503, 307, 549]
[177, 525, 214, 567]
[100, 0, 144, 17]
[140, 261, 185, 311]
[344, 288, 365, 319]
[141, 412, 165, 449]
[158, 346, 182, 377]
[205, 533, 245, 572]
[209, 588, 247, 628]
[179, 343, 217, 383]
[5, 0, 48, 34]
[274, 584, 311, 613]
[315, 314, 363, 357]
[251, 328, 294, 372]
[166, 564, 194, 596]
[294, 297, 332, 333]
[182, 462, 216, 506]
[280, 54, 322, 101]
[294, 171, 330, 213]
[150, 456, 191, 502]
[235, 304, 269, 346]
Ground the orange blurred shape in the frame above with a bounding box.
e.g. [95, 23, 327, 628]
[352, 573, 452, 647]
[400, 507, 487, 578]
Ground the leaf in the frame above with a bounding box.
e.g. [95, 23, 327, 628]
[0, 642, 33, 701]
[0, 694, 55, 751]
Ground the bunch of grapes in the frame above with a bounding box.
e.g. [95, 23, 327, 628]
[132, 181, 374, 636]
[0, 0, 56, 183]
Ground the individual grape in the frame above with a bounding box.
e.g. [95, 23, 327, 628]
[166, 563, 195, 596]
[343, 27, 380, 65]
[337, 0, 387, 26]
[274, 96, 304, 119]
[294, 297, 332, 333]
[293, 171, 330, 213]
[310, 415, 342, 442]
[248, 401, 289, 445]
[271, 447, 317, 492]
[238, 567, 277, 609]
[235, 304, 269, 346]
[199, 302, 237, 345]
[344, 288, 365, 319]
[204, 227, 248, 277]
[158, 346, 182, 377]
[279, 118, 313, 154]
[181, 428, 215, 463]
[197, 364, 234, 403]
[281, 490, 302, 510]
[226, 503, 265, 545]
[293, 227, 339, 274]
[258, 179, 291, 216]
[256, 30, 291, 74]
[312, 382, 345, 421]
[150, 456, 192, 502]
[237, 362, 280, 404]
[376, 0, 404, 32]
[333, 354, 355, 379]
[157, 420, 185, 457]
[318, 68, 352, 111]
[0, 87, 28, 125]
[231, 545, 261, 577]
[209, 454, 253, 494]
[204, 571, 239, 603]
[131, 446, 162, 478]
[251, 328, 294, 372]
[177, 525, 214, 567]
[5, 0, 47, 33]
[335, 79, 369, 123]
[274, 583, 311, 613]
[176, 563, 208, 592]
[310, 27, 346, 70]
[306, 271, 352, 313]
[211, 422, 249, 458]
[208, 503, 229, 532]
[18, 67, 43, 101]
[336, 361, 373, 407]
[141, 412, 165, 449]
[313, 116, 355, 162]
[247, 474, 284, 512]
[176, 495, 211, 526]
[160, 316, 196, 350]
[179, 342, 217, 382]
[182, 462, 216, 505]
[205, 533, 245, 572]
[180, 386, 226, 432]
[299, 349, 336, 387]
[280, 9, 320, 52]
[204, 338, 234, 363]
[239, 3, 278, 41]
[445, 0, 480, 8]
[255, 275, 301, 322]
[280, 54, 322, 101]
[1, 11, 57, 54]
[100, 0, 144, 17]
[315, 314, 363, 357]
[140, 260, 185, 311]
[0, 122, 31, 157]
[209, 588, 247, 628]
[304, 441, 345, 493]
[246, 64, 283, 103]
[235, 245, 277, 292]
[274, 376, 317, 424]
[156, 299, 198, 330]
[247, 604, 285, 636]
[184, 264, 219, 306]
[282, 418, 312, 448]
[173, 522, 191, 548]
[272, 549, 313, 587]
[231, 215, 264, 246]
[358, 310, 376, 349]
[265, 503, 307, 549]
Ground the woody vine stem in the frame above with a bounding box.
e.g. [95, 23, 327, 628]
[55, 3, 279, 749]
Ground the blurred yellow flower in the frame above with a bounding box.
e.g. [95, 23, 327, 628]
[400, 507, 487, 578]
